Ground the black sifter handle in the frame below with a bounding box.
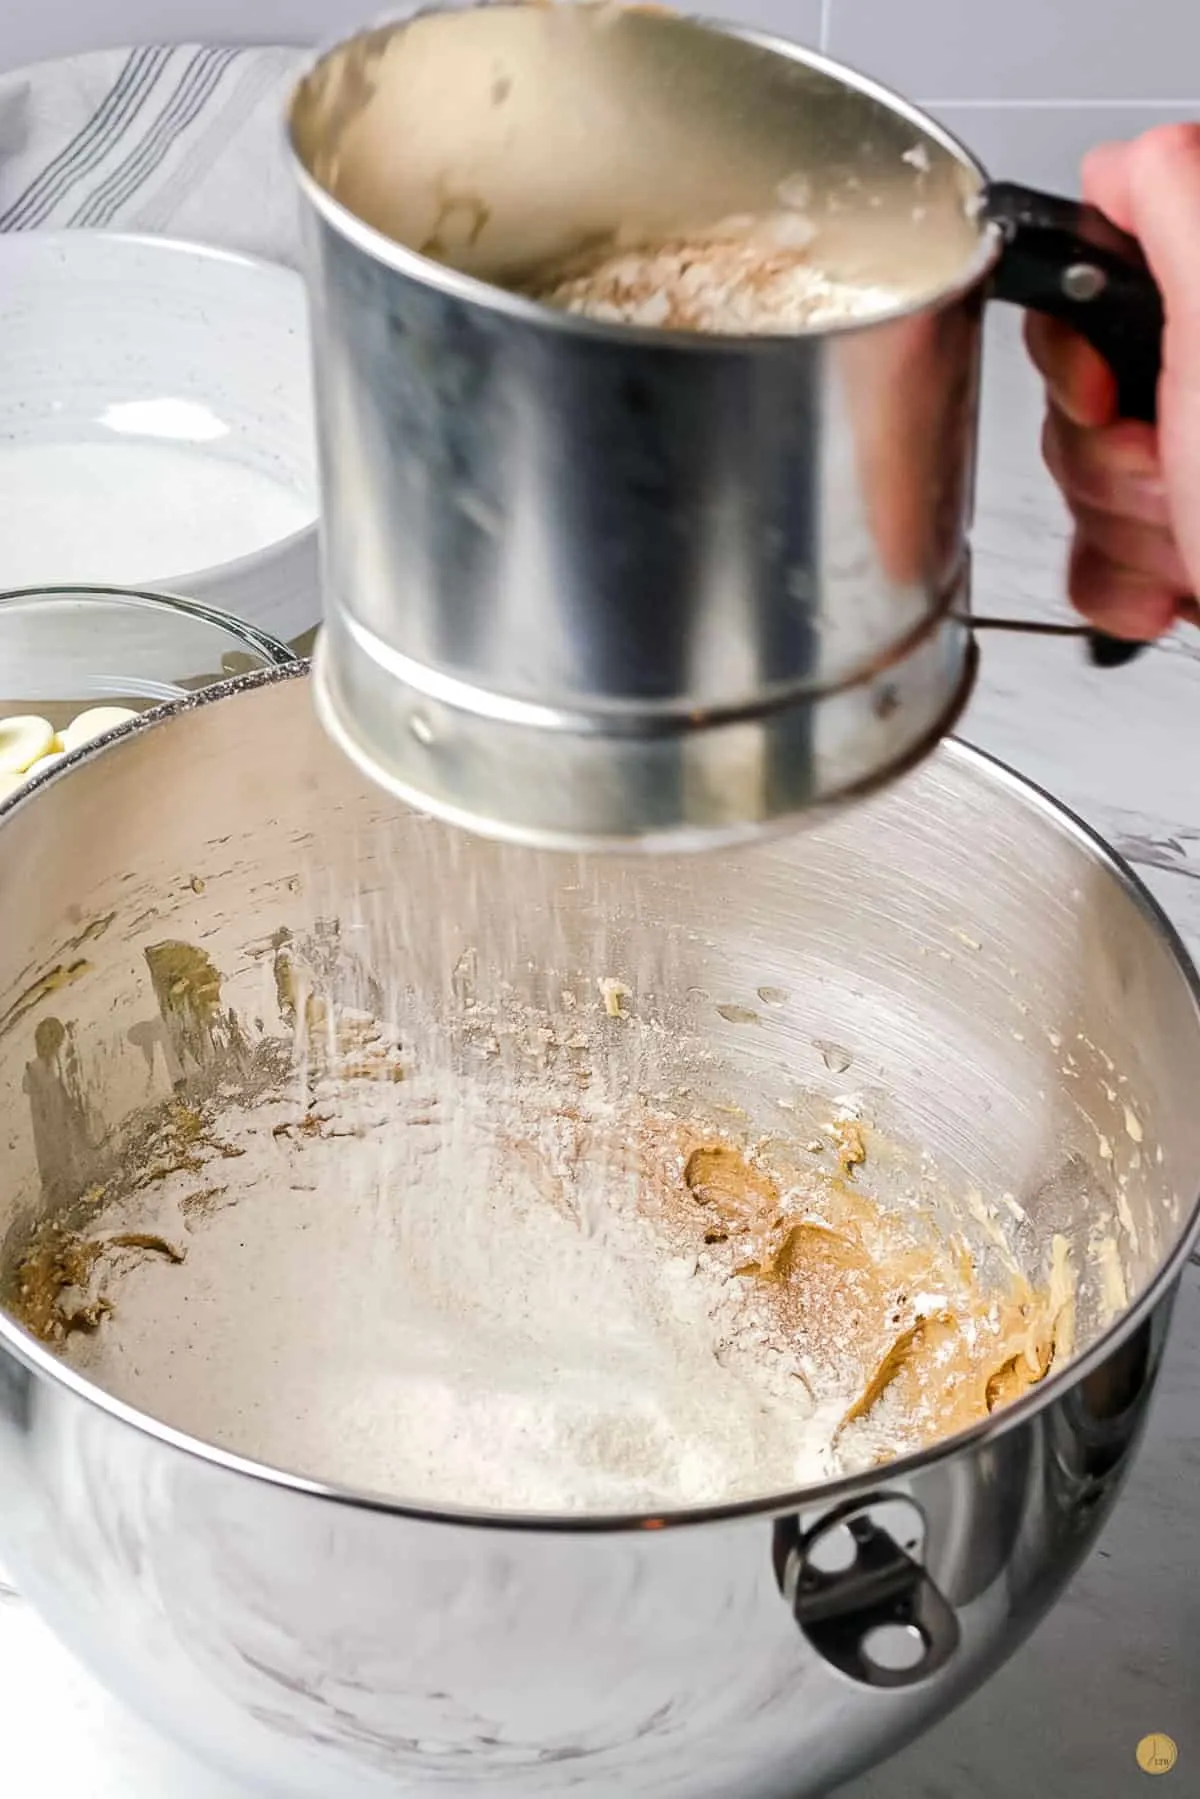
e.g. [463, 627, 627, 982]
[984, 181, 1169, 667]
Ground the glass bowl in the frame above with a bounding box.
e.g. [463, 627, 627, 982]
[0, 585, 297, 708]
[0, 585, 298, 795]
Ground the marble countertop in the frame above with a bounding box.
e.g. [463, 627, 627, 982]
[1, 47, 1197, 1799]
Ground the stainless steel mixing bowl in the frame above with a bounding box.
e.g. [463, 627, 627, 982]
[288, 4, 1164, 850]
[0, 667, 1196, 1796]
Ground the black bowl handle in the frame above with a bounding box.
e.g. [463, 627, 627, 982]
[983, 180, 1169, 667]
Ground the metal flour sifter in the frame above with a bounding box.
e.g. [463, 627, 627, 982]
[288, 2, 1168, 850]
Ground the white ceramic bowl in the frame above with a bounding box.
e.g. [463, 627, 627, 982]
[0, 232, 319, 642]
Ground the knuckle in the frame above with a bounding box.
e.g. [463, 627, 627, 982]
[1130, 121, 1200, 186]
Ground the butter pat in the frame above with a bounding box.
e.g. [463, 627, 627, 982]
[59, 706, 138, 753]
[0, 714, 55, 773]
[0, 703, 140, 796]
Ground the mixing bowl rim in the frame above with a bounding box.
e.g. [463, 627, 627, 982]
[287, 8, 1001, 351]
[0, 660, 1196, 1533]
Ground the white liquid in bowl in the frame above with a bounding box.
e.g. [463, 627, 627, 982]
[0, 441, 314, 588]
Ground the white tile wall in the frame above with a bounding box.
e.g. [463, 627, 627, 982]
[0, 0, 830, 69]
[4, 1, 1199, 100]
[709, 0, 824, 45]
[1, 0, 344, 67]
[0, 3, 1197, 209]
[825, 0, 1200, 101]
[929, 101, 1200, 193]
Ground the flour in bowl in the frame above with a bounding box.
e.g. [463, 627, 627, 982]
[21, 1069, 848, 1509]
[10, 935, 1071, 1514]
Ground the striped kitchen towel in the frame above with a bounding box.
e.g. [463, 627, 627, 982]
[0, 43, 308, 266]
